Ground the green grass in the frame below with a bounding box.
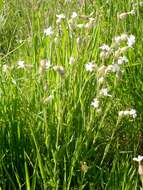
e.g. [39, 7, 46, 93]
[0, 0, 143, 189]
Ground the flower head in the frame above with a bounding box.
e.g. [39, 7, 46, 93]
[71, 12, 78, 19]
[127, 35, 135, 47]
[18, 60, 25, 69]
[117, 56, 128, 65]
[85, 62, 95, 72]
[44, 26, 53, 36]
[99, 88, 112, 97]
[133, 155, 143, 162]
[91, 98, 99, 109]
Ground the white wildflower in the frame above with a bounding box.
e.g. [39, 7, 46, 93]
[99, 88, 112, 97]
[44, 26, 53, 36]
[39, 59, 51, 75]
[91, 98, 99, 108]
[99, 44, 110, 52]
[129, 109, 137, 118]
[43, 95, 54, 104]
[117, 56, 128, 65]
[127, 35, 135, 47]
[18, 60, 25, 69]
[105, 64, 120, 74]
[85, 62, 95, 72]
[118, 109, 137, 118]
[129, 10, 136, 15]
[133, 155, 143, 162]
[118, 12, 128, 20]
[56, 13, 65, 19]
[56, 13, 65, 24]
[71, 12, 78, 19]
[69, 56, 74, 65]
[114, 33, 128, 44]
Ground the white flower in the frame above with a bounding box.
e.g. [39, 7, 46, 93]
[118, 12, 128, 20]
[129, 109, 137, 118]
[71, 12, 78, 19]
[99, 88, 112, 97]
[91, 98, 99, 108]
[129, 10, 136, 15]
[85, 62, 95, 72]
[99, 44, 110, 52]
[114, 34, 128, 44]
[56, 14, 65, 24]
[69, 56, 74, 65]
[118, 109, 137, 118]
[18, 60, 25, 69]
[56, 14, 65, 19]
[44, 26, 53, 36]
[127, 35, 135, 47]
[117, 56, 128, 65]
[133, 155, 143, 162]
[105, 64, 120, 73]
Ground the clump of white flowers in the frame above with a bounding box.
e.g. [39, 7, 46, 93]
[99, 88, 112, 97]
[118, 109, 137, 118]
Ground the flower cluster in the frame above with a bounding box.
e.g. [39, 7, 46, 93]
[118, 109, 137, 118]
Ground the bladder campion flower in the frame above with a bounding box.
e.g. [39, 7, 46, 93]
[133, 155, 143, 163]
[118, 109, 137, 118]
[85, 62, 95, 72]
[99, 88, 112, 97]
[44, 26, 53, 36]
[127, 35, 135, 47]
[91, 98, 99, 109]
[18, 60, 25, 69]
[117, 56, 128, 65]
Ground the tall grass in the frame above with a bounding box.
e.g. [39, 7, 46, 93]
[0, 0, 143, 189]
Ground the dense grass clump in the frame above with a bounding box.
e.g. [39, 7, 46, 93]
[0, 0, 143, 189]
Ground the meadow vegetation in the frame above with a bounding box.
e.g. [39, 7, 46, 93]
[0, 0, 143, 189]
